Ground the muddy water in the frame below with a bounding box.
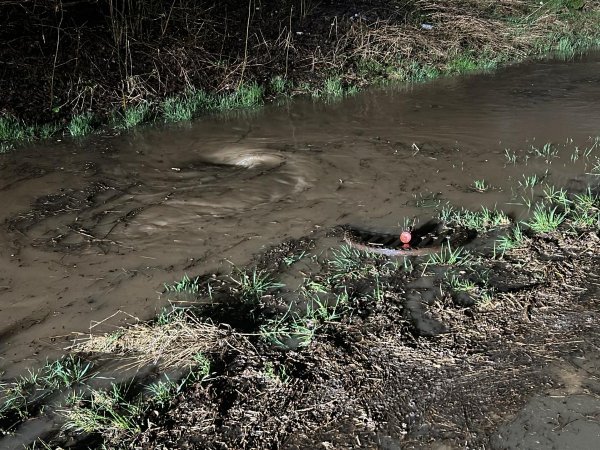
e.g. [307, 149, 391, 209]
[1, 52, 600, 376]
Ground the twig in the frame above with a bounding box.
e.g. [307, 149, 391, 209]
[49, 1, 64, 109]
[239, 0, 253, 87]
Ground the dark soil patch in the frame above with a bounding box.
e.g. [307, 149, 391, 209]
[91, 230, 600, 449]
[0, 0, 421, 123]
[1, 0, 594, 129]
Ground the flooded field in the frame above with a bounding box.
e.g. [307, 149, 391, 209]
[1, 52, 598, 373]
[1, 52, 600, 448]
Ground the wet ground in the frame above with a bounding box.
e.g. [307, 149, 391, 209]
[1, 52, 600, 448]
[61, 228, 597, 450]
[492, 289, 600, 450]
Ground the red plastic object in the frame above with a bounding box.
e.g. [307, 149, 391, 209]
[400, 231, 412, 244]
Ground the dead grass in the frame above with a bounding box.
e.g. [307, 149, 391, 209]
[346, 0, 561, 73]
[74, 311, 221, 369]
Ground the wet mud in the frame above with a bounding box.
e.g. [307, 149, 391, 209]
[0, 52, 597, 375]
[1, 52, 600, 447]
[492, 283, 600, 450]
[76, 229, 600, 450]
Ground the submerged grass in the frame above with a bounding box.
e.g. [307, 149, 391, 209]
[164, 273, 201, 295]
[471, 179, 491, 192]
[440, 205, 510, 232]
[519, 172, 546, 189]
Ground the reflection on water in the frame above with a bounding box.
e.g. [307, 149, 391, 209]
[1, 52, 600, 374]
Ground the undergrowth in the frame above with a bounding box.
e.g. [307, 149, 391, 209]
[1, 2, 600, 148]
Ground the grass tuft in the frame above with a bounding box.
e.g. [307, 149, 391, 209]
[426, 243, 472, 268]
[0, 116, 35, 141]
[0, 143, 14, 153]
[120, 103, 150, 129]
[543, 185, 571, 210]
[532, 142, 558, 162]
[329, 244, 368, 278]
[570, 189, 599, 227]
[42, 355, 95, 388]
[146, 376, 179, 408]
[505, 149, 518, 164]
[260, 311, 315, 348]
[471, 179, 490, 192]
[446, 55, 478, 74]
[39, 122, 61, 139]
[519, 173, 545, 189]
[62, 385, 143, 434]
[496, 224, 525, 252]
[440, 205, 510, 232]
[270, 76, 288, 95]
[164, 273, 201, 295]
[67, 112, 94, 137]
[162, 95, 195, 121]
[527, 205, 566, 233]
[231, 267, 284, 305]
[445, 273, 477, 292]
[219, 83, 264, 110]
[323, 77, 344, 98]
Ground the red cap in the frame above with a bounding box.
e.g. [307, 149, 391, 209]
[400, 231, 412, 244]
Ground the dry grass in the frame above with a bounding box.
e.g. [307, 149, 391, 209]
[346, 0, 560, 71]
[348, 22, 433, 63]
[74, 311, 221, 369]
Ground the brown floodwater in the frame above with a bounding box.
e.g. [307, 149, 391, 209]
[1, 52, 600, 379]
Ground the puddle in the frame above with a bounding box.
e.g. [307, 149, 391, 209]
[492, 281, 600, 450]
[494, 394, 600, 449]
[1, 51, 600, 380]
[343, 219, 477, 257]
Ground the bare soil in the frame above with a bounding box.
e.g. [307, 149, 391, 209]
[92, 229, 600, 449]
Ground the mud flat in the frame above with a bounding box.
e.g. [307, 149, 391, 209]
[2, 51, 600, 448]
[2, 182, 600, 448]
